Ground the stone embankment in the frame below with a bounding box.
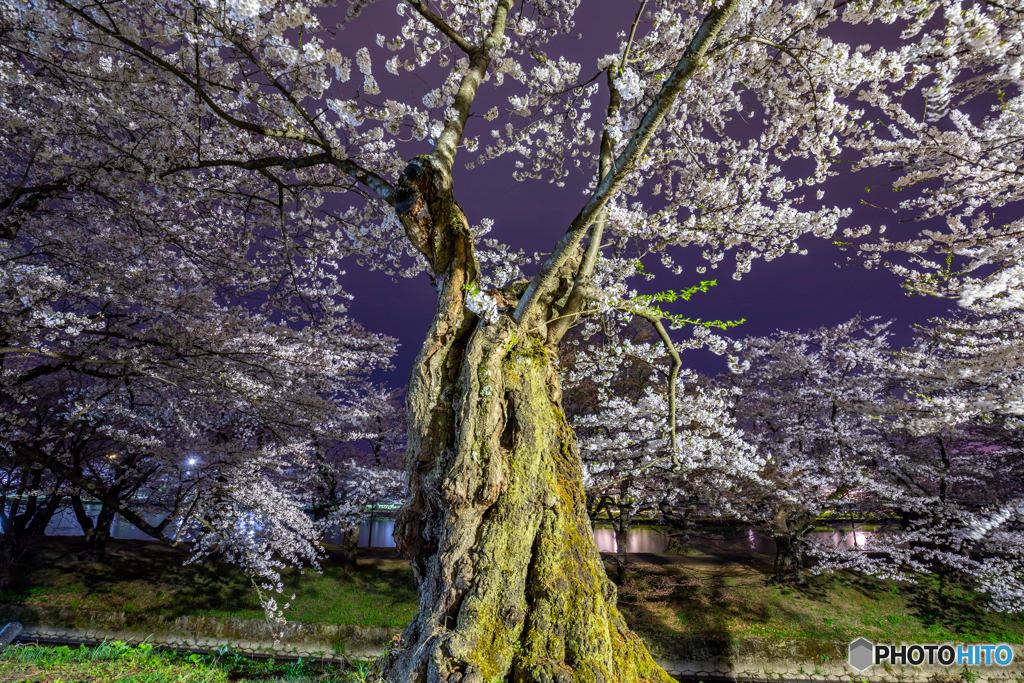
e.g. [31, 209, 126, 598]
[3, 603, 1022, 682]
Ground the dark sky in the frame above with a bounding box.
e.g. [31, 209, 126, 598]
[328, 0, 958, 387]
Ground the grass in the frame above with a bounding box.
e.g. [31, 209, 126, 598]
[1, 538, 417, 628]
[0, 640, 366, 682]
[613, 551, 1024, 653]
[6, 538, 1024, 653]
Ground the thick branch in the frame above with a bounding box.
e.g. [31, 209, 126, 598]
[619, 0, 649, 71]
[432, 0, 514, 173]
[633, 311, 682, 462]
[514, 0, 740, 324]
[0, 183, 67, 214]
[54, 0, 325, 149]
[546, 67, 623, 345]
[0, 347, 131, 365]
[0, 183, 69, 239]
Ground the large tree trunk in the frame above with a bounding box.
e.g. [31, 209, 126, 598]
[381, 159, 670, 683]
[339, 526, 359, 568]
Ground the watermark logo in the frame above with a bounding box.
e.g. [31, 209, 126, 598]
[848, 639, 1014, 671]
[849, 638, 874, 672]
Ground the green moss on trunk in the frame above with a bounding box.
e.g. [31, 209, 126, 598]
[385, 328, 672, 683]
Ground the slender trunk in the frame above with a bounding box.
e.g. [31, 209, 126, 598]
[0, 532, 17, 589]
[770, 511, 806, 585]
[613, 481, 634, 585]
[772, 535, 804, 578]
[659, 502, 694, 555]
[71, 494, 97, 543]
[0, 506, 17, 589]
[90, 504, 116, 550]
[381, 159, 670, 683]
[73, 494, 115, 551]
[11, 494, 36, 535]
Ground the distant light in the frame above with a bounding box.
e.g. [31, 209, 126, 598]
[188, 458, 197, 465]
[107, 454, 117, 459]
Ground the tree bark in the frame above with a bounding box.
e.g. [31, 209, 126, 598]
[340, 525, 359, 568]
[380, 158, 671, 683]
[72, 494, 113, 550]
[24, 494, 62, 536]
[613, 481, 634, 586]
[770, 511, 806, 585]
[0, 532, 18, 589]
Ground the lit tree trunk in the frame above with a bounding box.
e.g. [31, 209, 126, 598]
[770, 510, 807, 585]
[380, 158, 671, 683]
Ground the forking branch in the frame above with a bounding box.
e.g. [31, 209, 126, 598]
[514, 0, 741, 325]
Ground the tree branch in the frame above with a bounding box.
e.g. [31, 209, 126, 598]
[0, 347, 131, 365]
[546, 65, 624, 345]
[158, 152, 396, 203]
[633, 311, 682, 464]
[0, 183, 69, 239]
[405, 0, 475, 54]
[53, 0, 325, 150]
[514, 0, 741, 324]
[432, 0, 514, 173]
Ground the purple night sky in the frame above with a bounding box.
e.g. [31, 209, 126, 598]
[323, 0, 958, 387]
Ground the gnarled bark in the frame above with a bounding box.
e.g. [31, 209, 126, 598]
[380, 157, 671, 683]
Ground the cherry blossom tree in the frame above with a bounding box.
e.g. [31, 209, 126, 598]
[806, 323, 1024, 611]
[725, 316, 1024, 606]
[0, 0, 398, 600]
[562, 320, 761, 582]
[4, 0, 1022, 676]
[844, 0, 1024, 427]
[728, 318, 894, 582]
[304, 385, 407, 566]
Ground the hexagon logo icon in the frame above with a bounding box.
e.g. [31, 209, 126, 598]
[849, 638, 874, 671]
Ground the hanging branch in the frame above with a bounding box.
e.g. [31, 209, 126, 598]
[632, 309, 682, 464]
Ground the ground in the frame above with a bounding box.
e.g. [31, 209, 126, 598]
[1, 538, 416, 628]
[0, 640, 363, 682]
[4, 537, 1023, 649]
[614, 550, 1024, 650]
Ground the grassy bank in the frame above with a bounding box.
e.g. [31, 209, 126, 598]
[5, 538, 1024, 648]
[1, 538, 417, 628]
[618, 553, 1024, 652]
[0, 640, 365, 682]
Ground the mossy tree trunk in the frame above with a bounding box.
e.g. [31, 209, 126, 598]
[379, 158, 672, 683]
